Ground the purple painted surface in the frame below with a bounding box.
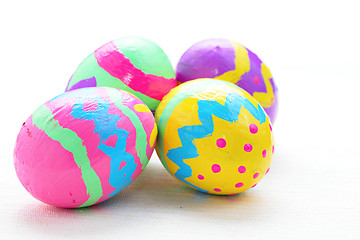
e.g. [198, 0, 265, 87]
[236, 48, 278, 122]
[236, 49, 267, 95]
[67, 77, 97, 91]
[175, 38, 278, 122]
[176, 39, 236, 82]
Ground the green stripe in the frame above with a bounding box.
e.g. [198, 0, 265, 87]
[67, 53, 160, 110]
[156, 80, 238, 171]
[106, 88, 150, 169]
[114, 36, 175, 79]
[32, 104, 103, 208]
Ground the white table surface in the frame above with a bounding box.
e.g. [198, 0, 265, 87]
[1, 1, 359, 239]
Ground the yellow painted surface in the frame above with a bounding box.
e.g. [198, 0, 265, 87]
[157, 80, 274, 195]
[134, 104, 151, 113]
[253, 63, 275, 108]
[214, 41, 250, 83]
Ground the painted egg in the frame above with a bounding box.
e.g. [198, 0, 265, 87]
[65, 36, 176, 111]
[176, 38, 278, 122]
[14, 87, 157, 208]
[155, 79, 274, 195]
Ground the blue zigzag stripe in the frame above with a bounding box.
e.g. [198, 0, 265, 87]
[167, 92, 266, 193]
[71, 95, 137, 197]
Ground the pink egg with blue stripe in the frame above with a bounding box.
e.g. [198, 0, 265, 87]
[14, 87, 157, 208]
[66, 36, 176, 111]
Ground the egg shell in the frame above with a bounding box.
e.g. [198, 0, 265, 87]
[14, 87, 157, 208]
[66, 36, 176, 111]
[155, 79, 274, 195]
[176, 38, 278, 122]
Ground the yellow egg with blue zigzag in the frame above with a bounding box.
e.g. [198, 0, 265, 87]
[155, 79, 274, 195]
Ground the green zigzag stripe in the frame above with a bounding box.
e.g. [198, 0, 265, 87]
[106, 88, 150, 168]
[32, 104, 103, 208]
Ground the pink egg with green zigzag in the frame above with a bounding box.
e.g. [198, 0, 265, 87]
[65, 36, 176, 111]
[14, 87, 157, 208]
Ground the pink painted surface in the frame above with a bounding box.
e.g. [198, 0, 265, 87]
[14, 88, 156, 208]
[125, 95, 157, 165]
[211, 164, 221, 173]
[47, 98, 114, 205]
[216, 138, 226, 148]
[14, 116, 89, 208]
[95, 41, 176, 101]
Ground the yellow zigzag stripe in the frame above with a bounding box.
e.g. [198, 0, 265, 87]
[253, 63, 275, 108]
[214, 41, 250, 83]
[214, 41, 275, 108]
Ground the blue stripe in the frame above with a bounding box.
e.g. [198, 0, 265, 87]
[167, 92, 266, 193]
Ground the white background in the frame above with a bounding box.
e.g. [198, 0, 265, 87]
[1, 0, 359, 239]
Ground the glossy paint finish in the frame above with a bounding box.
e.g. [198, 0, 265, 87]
[176, 39, 278, 122]
[156, 79, 274, 195]
[66, 36, 176, 111]
[14, 87, 157, 208]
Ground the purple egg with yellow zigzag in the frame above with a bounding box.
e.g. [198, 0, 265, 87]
[176, 39, 278, 122]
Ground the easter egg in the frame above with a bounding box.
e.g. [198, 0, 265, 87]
[155, 79, 274, 195]
[14, 87, 157, 208]
[176, 38, 278, 122]
[65, 36, 176, 111]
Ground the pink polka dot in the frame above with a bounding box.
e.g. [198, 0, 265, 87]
[244, 144, 253, 152]
[253, 173, 259, 179]
[272, 145, 275, 154]
[265, 168, 270, 175]
[269, 124, 272, 131]
[198, 175, 204, 180]
[238, 166, 246, 173]
[216, 138, 226, 148]
[251, 184, 257, 188]
[249, 124, 258, 134]
[262, 150, 267, 158]
[214, 188, 222, 192]
[254, 76, 260, 85]
[235, 182, 244, 188]
[212, 164, 221, 173]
